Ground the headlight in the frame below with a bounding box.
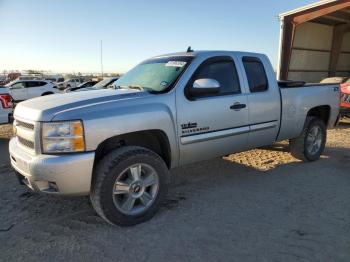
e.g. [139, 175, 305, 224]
[41, 121, 85, 153]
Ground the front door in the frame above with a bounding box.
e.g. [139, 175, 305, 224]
[176, 56, 249, 165]
[9, 82, 27, 101]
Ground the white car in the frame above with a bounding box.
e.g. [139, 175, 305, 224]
[0, 87, 13, 124]
[7, 80, 58, 102]
[58, 78, 84, 90]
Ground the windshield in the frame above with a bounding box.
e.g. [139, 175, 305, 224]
[113, 56, 192, 93]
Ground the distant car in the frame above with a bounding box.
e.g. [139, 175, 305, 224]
[58, 78, 84, 90]
[321, 77, 350, 118]
[73, 77, 118, 92]
[6, 80, 58, 102]
[65, 80, 99, 92]
[0, 86, 13, 124]
[44, 76, 65, 84]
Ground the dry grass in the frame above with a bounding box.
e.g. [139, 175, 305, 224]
[0, 124, 13, 139]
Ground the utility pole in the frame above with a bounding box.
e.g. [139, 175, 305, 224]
[100, 40, 103, 78]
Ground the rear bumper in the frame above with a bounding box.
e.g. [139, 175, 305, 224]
[9, 138, 95, 196]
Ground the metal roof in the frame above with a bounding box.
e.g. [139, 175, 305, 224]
[279, 0, 339, 18]
[279, 0, 350, 26]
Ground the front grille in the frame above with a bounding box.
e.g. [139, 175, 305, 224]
[18, 136, 34, 149]
[16, 120, 34, 130]
[15, 118, 36, 151]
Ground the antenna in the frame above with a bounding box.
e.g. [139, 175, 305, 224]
[187, 46, 193, 53]
[100, 40, 103, 78]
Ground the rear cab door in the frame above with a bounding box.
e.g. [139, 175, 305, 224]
[236, 54, 281, 148]
[176, 53, 250, 165]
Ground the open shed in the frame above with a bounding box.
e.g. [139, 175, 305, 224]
[277, 0, 350, 82]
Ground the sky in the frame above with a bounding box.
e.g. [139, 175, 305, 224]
[0, 0, 317, 74]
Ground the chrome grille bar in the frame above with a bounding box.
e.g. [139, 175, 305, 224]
[14, 118, 36, 153]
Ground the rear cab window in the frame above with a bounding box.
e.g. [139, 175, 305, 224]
[242, 56, 268, 93]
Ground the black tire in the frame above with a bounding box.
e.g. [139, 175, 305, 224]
[90, 146, 169, 226]
[289, 117, 327, 162]
[41, 92, 54, 96]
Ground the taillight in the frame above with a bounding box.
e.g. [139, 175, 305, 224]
[0, 94, 13, 109]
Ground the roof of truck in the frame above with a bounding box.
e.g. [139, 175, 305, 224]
[152, 50, 265, 59]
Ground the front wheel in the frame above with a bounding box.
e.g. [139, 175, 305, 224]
[90, 146, 169, 226]
[289, 117, 327, 162]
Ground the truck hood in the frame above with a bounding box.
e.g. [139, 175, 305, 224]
[14, 89, 147, 121]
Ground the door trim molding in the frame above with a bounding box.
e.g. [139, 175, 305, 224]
[180, 120, 278, 145]
[250, 121, 278, 132]
[180, 126, 249, 145]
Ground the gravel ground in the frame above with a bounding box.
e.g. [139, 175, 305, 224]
[0, 122, 349, 262]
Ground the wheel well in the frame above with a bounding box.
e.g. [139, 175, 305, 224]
[93, 130, 172, 169]
[307, 105, 330, 125]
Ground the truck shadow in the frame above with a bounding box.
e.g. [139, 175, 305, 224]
[0, 143, 349, 232]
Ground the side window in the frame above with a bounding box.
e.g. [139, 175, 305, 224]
[242, 57, 268, 93]
[25, 81, 39, 88]
[189, 57, 241, 97]
[38, 81, 47, 86]
[11, 82, 25, 89]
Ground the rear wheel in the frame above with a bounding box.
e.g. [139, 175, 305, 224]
[90, 146, 169, 226]
[289, 117, 326, 162]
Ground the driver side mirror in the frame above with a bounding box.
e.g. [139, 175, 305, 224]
[189, 78, 220, 96]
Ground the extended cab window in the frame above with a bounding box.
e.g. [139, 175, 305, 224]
[242, 57, 268, 92]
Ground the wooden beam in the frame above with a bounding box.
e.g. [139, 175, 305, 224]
[279, 17, 296, 80]
[340, 9, 350, 15]
[329, 24, 349, 77]
[323, 15, 350, 24]
[292, 47, 331, 53]
[292, 1, 350, 25]
[289, 69, 330, 73]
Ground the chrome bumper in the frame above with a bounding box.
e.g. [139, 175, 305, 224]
[9, 137, 95, 196]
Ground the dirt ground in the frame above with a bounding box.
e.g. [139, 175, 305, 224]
[0, 122, 349, 262]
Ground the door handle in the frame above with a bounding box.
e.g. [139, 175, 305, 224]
[230, 102, 246, 110]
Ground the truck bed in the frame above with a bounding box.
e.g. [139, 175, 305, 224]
[277, 83, 340, 141]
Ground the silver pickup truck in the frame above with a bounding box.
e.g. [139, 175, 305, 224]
[9, 51, 339, 226]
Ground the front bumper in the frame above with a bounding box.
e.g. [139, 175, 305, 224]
[9, 138, 95, 196]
